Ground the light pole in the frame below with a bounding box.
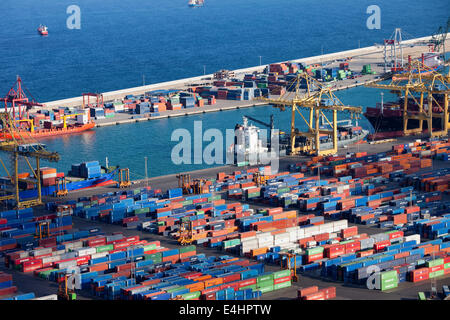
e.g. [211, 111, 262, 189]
[144, 156, 148, 187]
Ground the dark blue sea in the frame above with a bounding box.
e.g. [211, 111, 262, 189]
[0, 0, 448, 178]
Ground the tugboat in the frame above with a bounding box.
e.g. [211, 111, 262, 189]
[38, 25, 48, 36]
[188, 0, 204, 7]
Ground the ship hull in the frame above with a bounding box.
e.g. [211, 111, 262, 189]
[18, 170, 118, 200]
[0, 122, 96, 140]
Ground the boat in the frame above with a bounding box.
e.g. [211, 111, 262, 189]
[230, 116, 368, 163]
[0, 77, 96, 140]
[364, 53, 446, 140]
[230, 116, 283, 166]
[188, 0, 204, 7]
[38, 25, 48, 36]
[0, 122, 96, 140]
[2, 163, 120, 201]
[283, 118, 369, 154]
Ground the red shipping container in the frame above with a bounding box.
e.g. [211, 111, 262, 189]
[429, 265, 444, 273]
[303, 291, 325, 300]
[238, 278, 256, 288]
[388, 231, 404, 240]
[273, 276, 291, 285]
[374, 240, 391, 252]
[307, 253, 323, 263]
[221, 273, 241, 283]
[0, 286, 17, 296]
[298, 286, 318, 298]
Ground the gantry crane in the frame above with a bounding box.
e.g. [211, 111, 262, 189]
[0, 113, 60, 209]
[430, 18, 449, 55]
[256, 73, 362, 156]
[178, 220, 194, 246]
[279, 252, 299, 282]
[0, 76, 43, 121]
[118, 168, 131, 188]
[176, 174, 207, 195]
[366, 58, 450, 137]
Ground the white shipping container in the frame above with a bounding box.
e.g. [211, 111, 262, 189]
[257, 240, 274, 248]
[32, 248, 53, 257]
[274, 237, 290, 246]
[57, 260, 77, 269]
[274, 233, 289, 241]
[76, 247, 97, 257]
[42, 255, 62, 264]
[404, 234, 420, 245]
[33, 295, 58, 300]
[53, 250, 66, 256]
[90, 251, 109, 260]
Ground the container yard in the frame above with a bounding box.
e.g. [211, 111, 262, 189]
[1, 1, 449, 313]
[1, 136, 449, 304]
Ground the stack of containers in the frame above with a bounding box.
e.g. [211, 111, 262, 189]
[136, 102, 150, 114]
[180, 96, 195, 108]
[0, 273, 17, 298]
[90, 108, 105, 119]
[40, 167, 57, 187]
[79, 161, 102, 179]
[297, 286, 336, 300]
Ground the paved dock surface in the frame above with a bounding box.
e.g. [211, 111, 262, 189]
[0, 135, 439, 300]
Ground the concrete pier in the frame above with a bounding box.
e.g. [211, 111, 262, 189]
[39, 34, 449, 128]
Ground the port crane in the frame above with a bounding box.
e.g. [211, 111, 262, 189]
[430, 18, 449, 55]
[178, 220, 195, 246]
[176, 174, 208, 195]
[0, 76, 43, 121]
[0, 113, 60, 209]
[279, 252, 299, 282]
[256, 73, 362, 156]
[366, 58, 450, 137]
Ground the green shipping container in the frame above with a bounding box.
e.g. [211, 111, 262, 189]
[273, 269, 291, 279]
[306, 246, 324, 256]
[426, 259, 444, 268]
[135, 207, 150, 215]
[444, 263, 450, 269]
[274, 281, 291, 290]
[96, 244, 114, 253]
[429, 270, 445, 278]
[257, 279, 274, 288]
[257, 274, 274, 284]
[143, 244, 157, 252]
[179, 245, 196, 253]
[381, 279, 398, 291]
[380, 270, 397, 281]
[239, 284, 257, 291]
[182, 200, 193, 206]
[166, 286, 183, 293]
[258, 285, 274, 293]
[181, 291, 201, 300]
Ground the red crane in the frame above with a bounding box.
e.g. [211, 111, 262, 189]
[1, 76, 43, 121]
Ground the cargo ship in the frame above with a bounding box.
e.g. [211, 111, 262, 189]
[37, 25, 48, 36]
[0, 161, 119, 200]
[188, 0, 204, 7]
[230, 116, 367, 163]
[284, 119, 369, 153]
[0, 77, 96, 140]
[0, 122, 96, 140]
[365, 53, 445, 140]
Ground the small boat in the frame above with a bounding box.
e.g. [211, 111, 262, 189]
[38, 25, 48, 36]
[188, 0, 204, 7]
